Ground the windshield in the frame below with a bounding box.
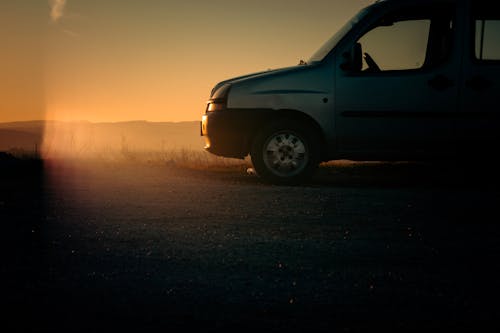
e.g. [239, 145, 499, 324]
[308, 7, 371, 63]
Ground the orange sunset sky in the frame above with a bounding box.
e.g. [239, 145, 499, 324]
[1, 0, 371, 123]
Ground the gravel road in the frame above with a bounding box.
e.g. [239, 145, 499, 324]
[2, 159, 500, 332]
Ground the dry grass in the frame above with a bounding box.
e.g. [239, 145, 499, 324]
[38, 130, 251, 172]
[39, 146, 251, 172]
[2, 148, 42, 161]
[129, 148, 251, 172]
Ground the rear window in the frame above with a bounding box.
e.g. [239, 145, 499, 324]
[472, 3, 500, 61]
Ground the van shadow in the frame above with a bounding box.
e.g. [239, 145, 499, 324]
[177, 160, 500, 190]
[309, 160, 500, 189]
[171, 159, 500, 190]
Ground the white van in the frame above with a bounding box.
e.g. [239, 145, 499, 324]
[201, 0, 499, 184]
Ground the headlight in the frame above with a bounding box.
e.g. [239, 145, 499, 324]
[206, 84, 231, 112]
[207, 101, 226, 112]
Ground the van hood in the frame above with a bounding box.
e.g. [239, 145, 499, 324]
[210, 65, 307, 97]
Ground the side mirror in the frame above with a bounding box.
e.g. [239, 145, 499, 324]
[340, 42, 362, 72]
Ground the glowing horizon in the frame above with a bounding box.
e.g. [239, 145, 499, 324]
[1, 0, 372, 123]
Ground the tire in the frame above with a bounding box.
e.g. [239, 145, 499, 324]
[250, 119, 320, 185]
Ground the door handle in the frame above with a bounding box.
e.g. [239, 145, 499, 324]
[466, 76, 491, 91]
[428, 75, 454, 91]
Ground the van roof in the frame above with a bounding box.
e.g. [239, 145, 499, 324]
[372, 0, 467, 9]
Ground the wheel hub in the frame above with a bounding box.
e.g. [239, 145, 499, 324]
[263, 132, 308, 177]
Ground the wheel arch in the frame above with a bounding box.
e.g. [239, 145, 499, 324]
[245, 109, 328, 161]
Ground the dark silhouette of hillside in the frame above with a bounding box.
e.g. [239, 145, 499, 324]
[0, 129, 42, 152]
[0, 120, 203, 154]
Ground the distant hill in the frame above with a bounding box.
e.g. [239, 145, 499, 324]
[0, 129, 42, 152]
[0, 120, 205, 155]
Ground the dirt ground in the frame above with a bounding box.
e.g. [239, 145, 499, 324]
[2, 158, 500, 332]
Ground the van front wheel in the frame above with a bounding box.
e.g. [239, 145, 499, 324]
[250, 120, 319, 184]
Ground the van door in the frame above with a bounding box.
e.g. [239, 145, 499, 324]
[334, 3, 459, 158]
[457, 1, 500, 151]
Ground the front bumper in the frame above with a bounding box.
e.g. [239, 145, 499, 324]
[201, 111, 252, 159]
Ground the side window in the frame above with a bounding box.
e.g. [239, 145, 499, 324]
[474, 19, 500, 61]
[358, 19, 431, 71]
[349, 6, 454, 73]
